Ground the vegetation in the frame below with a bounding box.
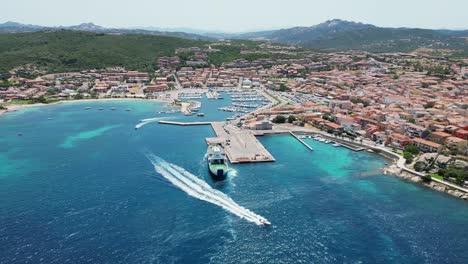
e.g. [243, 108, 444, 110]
[350, 98, 370, 107]
[438, 167, 468, 185]
[272, 115, 286, 123]
[10, 96, 59, 105]
[322, 114, 335, 122]
[277, 83, 291, 92]
[414, 161, 426, 172]
[287, 115, 297, 123]
[0, 30, 205, 77]
[403, 145, 420, 164]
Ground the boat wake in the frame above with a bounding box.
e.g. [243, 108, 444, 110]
[135, 117, 172, 129]
[147, 154, 270, 226]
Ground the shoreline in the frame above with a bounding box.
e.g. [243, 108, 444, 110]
[275, 124, 468, 201]
[0, 97, 170, 117]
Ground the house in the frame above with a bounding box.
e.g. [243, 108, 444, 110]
[403, 123, 429, 138]
[323, 122, 344, 133]
[454, 129, 468, 140]
[386, 133, 412, 148]
[372, 131, 387, 143]
[146, 84, 168, 92]
[427, 131, 451, 144]
[445, 137, 468, 155]
[412, 138, 441, 153]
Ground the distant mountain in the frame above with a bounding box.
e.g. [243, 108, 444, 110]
[0, 21, 43, 32]
[236, 19, 376, 42]
[0, 21, 211, 40]
[1, 20, 467, 54]
[232, 19, 468, 53]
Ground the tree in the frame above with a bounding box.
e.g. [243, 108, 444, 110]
[272, 115, 286, 123]
[404, 145, 420, 155]
[403, 152, 414, 164]
[414, 161, 426, 172]
[73, 93, 84, 100]
[278, 83, 290, 92]
[422, 174, 432, 183]
[287, 115, 296, 123]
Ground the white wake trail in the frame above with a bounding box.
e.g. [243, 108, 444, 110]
[147, 154, 269, 225]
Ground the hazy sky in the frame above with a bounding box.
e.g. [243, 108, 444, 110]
[3, 0, 468, 32]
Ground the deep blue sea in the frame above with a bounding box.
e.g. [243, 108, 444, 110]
[1, 95, 467, 264]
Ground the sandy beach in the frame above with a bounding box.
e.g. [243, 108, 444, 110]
[0, 97, 172, 117]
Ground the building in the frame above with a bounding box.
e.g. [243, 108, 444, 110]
[323, 122, 344, 133]
[146, 84, 168, 92]
[427, 131, 451, 144]
[403, 123, 429, 138]
[386, 133, 412, 148]
[454, 129, 468, 140]
[412, 138, 441, 153]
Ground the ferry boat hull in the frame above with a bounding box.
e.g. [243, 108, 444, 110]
[207, 144, 229, 181]
[208, 165, 228, 181]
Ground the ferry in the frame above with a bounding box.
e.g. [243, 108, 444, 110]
[207, 144, 229, 181]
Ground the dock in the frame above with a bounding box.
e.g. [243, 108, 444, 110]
[159, 120, 275, 164]
[158, 120, 212, 126]
[290, 132, 314, 151]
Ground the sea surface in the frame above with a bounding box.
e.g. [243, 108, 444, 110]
[1, 95, 467, 264]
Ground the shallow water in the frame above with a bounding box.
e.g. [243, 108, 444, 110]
[0, 97, 467, 264]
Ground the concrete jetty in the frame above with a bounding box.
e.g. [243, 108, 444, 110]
[209, 122, 275, 163]
[158, 120, 212, 126]
[159, 120, 275, 164]
[290, 132, 314, 151]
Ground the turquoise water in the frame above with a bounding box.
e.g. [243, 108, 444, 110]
[0, 97, 467, 263]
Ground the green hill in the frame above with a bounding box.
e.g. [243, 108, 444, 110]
[0, 30, 206, 78]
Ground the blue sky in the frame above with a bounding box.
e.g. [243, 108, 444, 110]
[3, 0, 468, 32]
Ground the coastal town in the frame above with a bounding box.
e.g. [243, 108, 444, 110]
[1, 43, 467, 198]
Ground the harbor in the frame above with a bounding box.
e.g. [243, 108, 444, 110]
[158, 120, 276, 164]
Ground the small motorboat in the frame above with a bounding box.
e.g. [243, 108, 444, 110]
[110, 107, 116, 111]
[98, 108, 104, 110]
[125, 108, 131, 111]
[47, 118, 53, 120]
[85, 107, 91, 110]
[197, 113, 205, 117]
[17, 133, 23, 136]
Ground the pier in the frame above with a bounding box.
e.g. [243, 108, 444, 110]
[159, 120, 275, 164]
[158, 120, 212, 126]
[290, 132, 314, 151]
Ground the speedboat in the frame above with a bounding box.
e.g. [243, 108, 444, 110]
[259, 219, 271, 226]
